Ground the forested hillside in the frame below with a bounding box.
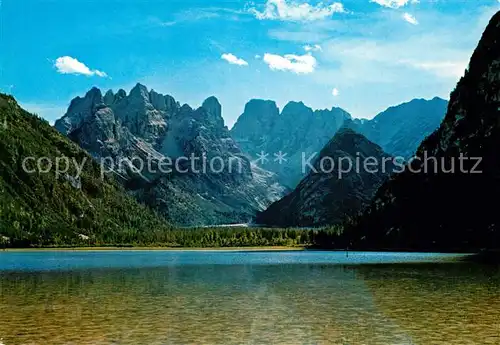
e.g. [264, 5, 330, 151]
[0, 93, 173, 247]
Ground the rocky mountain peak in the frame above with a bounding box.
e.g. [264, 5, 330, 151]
[244, 99, 279, 118]
[281, 101, 312, 116]
[149, 89, 167, 111]
[317, 127, 387, 165]
[228, 99, 278, 168]
[348, 97, 448, 159]
[202, 96, 222, 117]
[116, 89, 127, 100]
[55, 83, 286, 226]
[103, 89, 115, 106]
[55, 86, 104, 135]
[180, 103, 193, 112]
[432, 96, 447, 102]
[257, 128, 394, 227]
[230, 99, 355, 188]
[129, 83, 150, 102]
[231, 99, 279, 139]
[164, 95, 178, 112]
[86, 86, 103, 101]
[324, 127, 358, 144]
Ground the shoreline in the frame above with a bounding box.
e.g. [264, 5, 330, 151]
[2, 246, 307, 252]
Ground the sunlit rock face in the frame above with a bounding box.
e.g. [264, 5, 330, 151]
[345, 11, 500, 251]
[55, 83, 285, 226]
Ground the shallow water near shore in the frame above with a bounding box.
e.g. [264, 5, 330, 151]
[0, 251, 499, 344]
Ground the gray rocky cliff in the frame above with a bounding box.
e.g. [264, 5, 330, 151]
[231, 100, 351, 188]
[231, 97, 447, 189]
[55, 85, 285, 226]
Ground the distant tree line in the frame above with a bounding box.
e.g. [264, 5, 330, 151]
[1, 225, 344, 249]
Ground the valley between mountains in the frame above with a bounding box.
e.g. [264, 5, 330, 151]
[52, 83, 446, 228]
[1, 10, 499, 252]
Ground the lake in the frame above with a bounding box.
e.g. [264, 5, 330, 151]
[0, 250, 499, 344]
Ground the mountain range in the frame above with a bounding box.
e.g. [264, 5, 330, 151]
[53, 85, 446, 227]
[350, 97, 448, 159]
[231, 100, 351, 188]
[231, 97, 446, 189]
[55, 84, 285, 226]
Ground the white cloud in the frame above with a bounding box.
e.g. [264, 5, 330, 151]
[370, 0, 416, 9]
[263, 52, 317, 74]
[54, 56, 108, 77]
[249, 0, 345, 22]
[332, 88, 339, 96]
[255, 54, 262, 59]
[221, 53, 249, 66]
[403, 12, 418, 25]
[304, 44, 322, 52]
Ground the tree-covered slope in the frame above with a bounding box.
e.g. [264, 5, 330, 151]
[0, 94, 172, 247]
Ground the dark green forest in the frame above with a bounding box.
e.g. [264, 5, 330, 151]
[6, 226, 341, 249]
[0, 93, 176, 247]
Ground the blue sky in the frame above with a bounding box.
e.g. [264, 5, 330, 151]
[1, 0, 499, 127]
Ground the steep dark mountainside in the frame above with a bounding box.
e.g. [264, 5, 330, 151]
[0, 94, 172, 246]
[351, 97, 448, 159]
[256, 128, 396, 227]
[55, 84, 285, 226]
[230, 100, 351, 188]
[344, 11, 500, 251]
[231, 98, 446, 189]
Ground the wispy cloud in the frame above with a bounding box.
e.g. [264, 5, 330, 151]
[409, 60, 467, 78]
[153, 7, 247, 27]
[331, 88, 340, 96]
[268, 28, 331, 43]
[403, 12, 418, 25]
[221, 53, 249, 66]
[304, 44, 322, 52]
[156, 11, 220, 26]
[54, 56, 108, 77]
[249, 0, 345, 22]
[263, 52, 317, 74]
[370, 0, 416, 9]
